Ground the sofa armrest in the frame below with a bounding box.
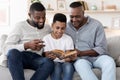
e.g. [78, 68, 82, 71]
[107, 36, 120, 60]
[0, 34, 8, 55]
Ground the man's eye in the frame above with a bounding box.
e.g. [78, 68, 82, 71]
[70, 15, 81, 18]
[34, 17, 40, 20]
[70, 16, 74, 18]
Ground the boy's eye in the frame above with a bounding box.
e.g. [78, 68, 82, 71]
[56, 26, 65, 30]
[56, 26, 60, 29]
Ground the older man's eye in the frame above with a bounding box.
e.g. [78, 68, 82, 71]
[70, 15, 81, 18]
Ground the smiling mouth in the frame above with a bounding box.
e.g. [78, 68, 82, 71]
[38, 23, 43, 25]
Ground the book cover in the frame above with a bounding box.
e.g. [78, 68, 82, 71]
[50, 49, 77, 59]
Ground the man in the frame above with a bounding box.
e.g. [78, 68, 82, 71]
[4, 2, 54, 80]
[66, 1, 116, 80]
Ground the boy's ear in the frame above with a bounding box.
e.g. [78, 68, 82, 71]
[28, 12, 31, 18]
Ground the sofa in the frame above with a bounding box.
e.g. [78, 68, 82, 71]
[0, 29, 120, 80]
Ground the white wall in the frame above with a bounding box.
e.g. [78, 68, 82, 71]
[43, 0, 120, 28]
[0, 0, 120, 36]
[42, 0, 120, 11]
[0, 0, 28, 36]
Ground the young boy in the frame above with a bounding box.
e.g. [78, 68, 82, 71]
[43, 13, 76, 80]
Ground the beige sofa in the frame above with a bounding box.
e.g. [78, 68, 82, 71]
[0, 29, 120, 80]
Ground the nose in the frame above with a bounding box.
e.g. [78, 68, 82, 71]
[58, 29, 62, 33]
[38, 18, 45, 23]
[72, 17, 77, 22]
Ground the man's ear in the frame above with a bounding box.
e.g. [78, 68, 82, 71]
[52, 23, 54, 27]
[82, 11, 84, 15]
[51, 23, 54, 31]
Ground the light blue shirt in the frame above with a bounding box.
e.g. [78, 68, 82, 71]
[66, 16, 109, 62]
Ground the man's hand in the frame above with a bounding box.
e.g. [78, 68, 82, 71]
[75, 49, 81, 56]
[24, 39, 45, 51]
[75, 49, 99, 57]
[69, 52, 77, 61]
[64, 53, 77, 62]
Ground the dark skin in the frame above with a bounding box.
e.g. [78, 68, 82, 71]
[28, 10, 46, 29]
[70, 6, 99, 57]
[24, 10, 46, 51]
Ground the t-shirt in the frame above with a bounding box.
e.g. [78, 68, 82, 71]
[43, 33, 74, 62]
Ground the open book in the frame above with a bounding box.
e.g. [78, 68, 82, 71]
[50, 49, 77, 60]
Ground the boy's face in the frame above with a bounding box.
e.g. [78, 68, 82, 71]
[52, 21, 66, 39]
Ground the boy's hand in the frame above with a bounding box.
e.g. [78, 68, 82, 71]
[64, 57, 71, 62]
[45, 51, 57, 60]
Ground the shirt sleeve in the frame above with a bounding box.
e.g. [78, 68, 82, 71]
[42, 35, 49, 52]
[3, 23, 25, 55]
[92, 25, 108, 55]
[65, 36, 74, 50]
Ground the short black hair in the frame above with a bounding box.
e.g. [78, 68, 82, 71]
[70, 1, 82, 8]
[29, 2, 46, 12]
[53, 13, 67, 23]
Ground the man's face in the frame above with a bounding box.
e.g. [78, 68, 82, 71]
[70, 7, 84, 29]
[52, 21, 66, 39]
[30, 10, 46, 29]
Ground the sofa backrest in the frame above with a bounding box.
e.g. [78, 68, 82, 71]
[107, 36, 120, 60]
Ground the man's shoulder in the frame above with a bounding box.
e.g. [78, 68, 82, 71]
[44, 24, 51, 29]
[15, 21, 28, 28]
[88, 16, 102, 25]
[44, 24, 51, 32]
[44, 24, 50, 28]
[16, 21, 27, 25]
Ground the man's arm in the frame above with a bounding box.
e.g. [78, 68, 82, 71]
[24, 39, 45, 51]
[76, 49, 99, 57]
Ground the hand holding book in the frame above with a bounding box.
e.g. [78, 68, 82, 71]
[50, 49, 77, 60]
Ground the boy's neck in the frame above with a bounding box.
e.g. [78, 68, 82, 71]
[51, 32, 61, 39]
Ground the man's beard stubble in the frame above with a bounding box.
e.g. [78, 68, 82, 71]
[32, 21, 44, 29]
[27, 19, 45, 29]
